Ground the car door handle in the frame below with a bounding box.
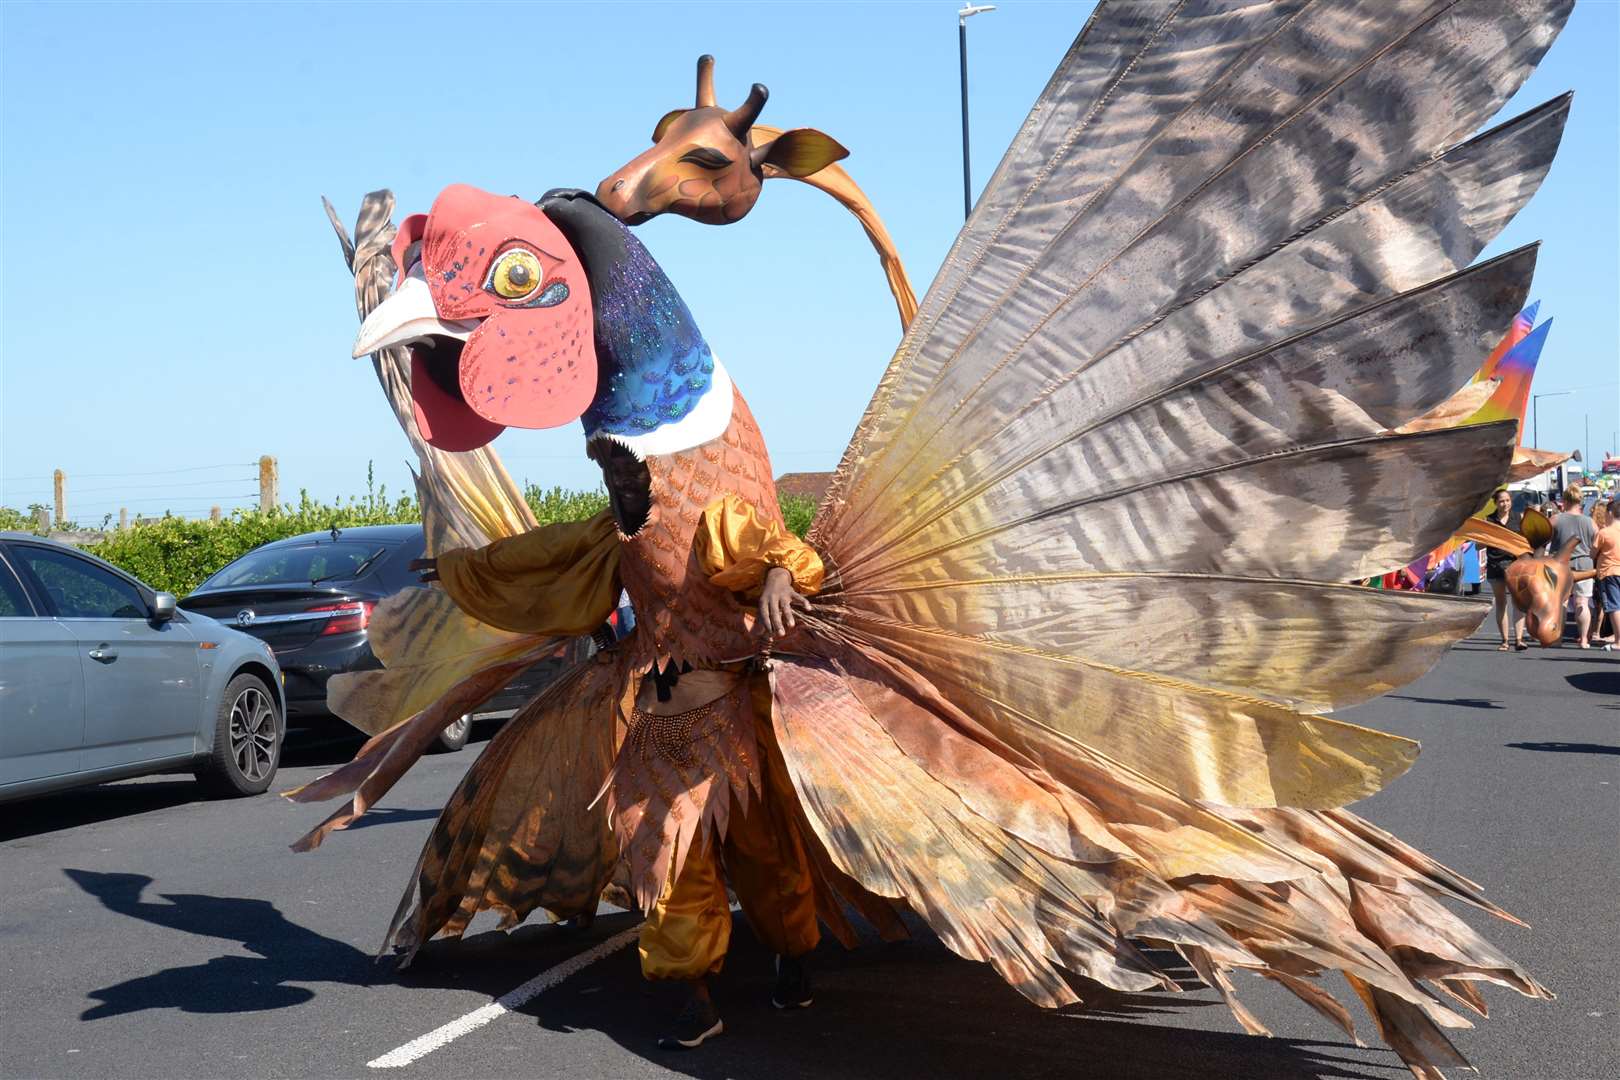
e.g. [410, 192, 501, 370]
[88, 645, 119, 663]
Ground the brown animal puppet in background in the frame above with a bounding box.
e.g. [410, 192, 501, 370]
[1461, 505, 1593, 647]
[1506, 536, 1580, 645]
[596, 54, 848, 225]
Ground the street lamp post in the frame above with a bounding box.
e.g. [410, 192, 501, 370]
[1531, 390, 1572, 450]
[958, 4, 996, 220]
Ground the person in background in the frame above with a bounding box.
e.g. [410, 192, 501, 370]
[1482, 488, 1527, 651]
[1594, 501, 1612, 644]
[1549, 484, 1598, 647]
[1592, 499, 1620, 652]
[1460, 539, 1483, 596]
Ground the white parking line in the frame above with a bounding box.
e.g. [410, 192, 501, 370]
[366, 926, 641, 1069]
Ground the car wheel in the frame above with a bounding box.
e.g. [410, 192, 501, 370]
[432, 713, 472, 753]
[196, 673, 283, 797]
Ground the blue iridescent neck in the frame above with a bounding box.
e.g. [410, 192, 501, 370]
[579, 227, 727, 451]
[538, 192, 734, 458]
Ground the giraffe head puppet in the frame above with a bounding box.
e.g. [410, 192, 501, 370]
[595, 54, 849, 225]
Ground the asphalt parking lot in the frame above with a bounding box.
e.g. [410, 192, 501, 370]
[2, 628, 1616, 1080]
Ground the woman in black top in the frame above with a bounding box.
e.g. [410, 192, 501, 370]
[1483, 488, 1526, 650]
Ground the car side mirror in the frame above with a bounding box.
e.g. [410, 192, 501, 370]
[150, 592, 177, 622]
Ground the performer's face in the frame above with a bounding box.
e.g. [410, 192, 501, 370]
[588, 438, 653, 537]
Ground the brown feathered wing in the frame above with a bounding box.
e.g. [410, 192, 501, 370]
[778, 2, 1570, 1075]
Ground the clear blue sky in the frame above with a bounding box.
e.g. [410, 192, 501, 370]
[3, 1, 1615, 523]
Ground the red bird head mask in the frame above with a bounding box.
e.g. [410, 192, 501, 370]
[353, 184, 596, 451]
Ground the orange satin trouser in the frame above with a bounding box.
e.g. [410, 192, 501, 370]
[638, 691, 820, 980]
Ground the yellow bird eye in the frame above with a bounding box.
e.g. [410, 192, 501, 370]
[487, 248, 543, 300]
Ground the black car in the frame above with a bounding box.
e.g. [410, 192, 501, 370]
[180, 525, 589, 751]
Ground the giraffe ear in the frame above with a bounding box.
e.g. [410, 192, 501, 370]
[750, 128, 849, 177]
[652, 108, 690, 143]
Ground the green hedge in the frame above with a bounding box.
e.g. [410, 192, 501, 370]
[5, 479, 815, 598]
[89, 490, 424, 597]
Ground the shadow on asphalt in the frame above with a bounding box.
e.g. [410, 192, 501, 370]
[279, 729, 369, 768]
[344, 806, 443, 831]
[1491, 653, 1620, 663]
[62, 869, 379, 1020]
[397, 912, 1398, 1080]
[281, 720, 500, 769]
[1564, 671, 1620, 695]
[1506, 741, 1620, 756]
[59, 875, 1398, 1079]
[1387, 695, 1502, 709]
[0, 780, 204, 843]
[0, 727, 485, 843]
[1450, 642, 1619, 659]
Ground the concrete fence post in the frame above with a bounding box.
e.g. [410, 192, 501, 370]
[259, 456, 278, 512]
[33, 507, 49, 533]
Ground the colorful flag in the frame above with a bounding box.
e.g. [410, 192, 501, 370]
[1474, 300, 1538, 384]
[1464, 317, 1553, 447]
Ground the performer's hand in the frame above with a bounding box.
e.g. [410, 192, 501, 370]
[409, 557, 440, 583]
[759, 566, 810, 637]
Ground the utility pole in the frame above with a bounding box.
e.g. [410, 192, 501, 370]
[52, 469, 65, 527]
[958, 5, 996, 220]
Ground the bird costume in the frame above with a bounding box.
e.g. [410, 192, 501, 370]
[295, 3, 1575, 1074]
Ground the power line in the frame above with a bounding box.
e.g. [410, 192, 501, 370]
[0, 462, 258, 483]
[69, 478, 257, 496]
[1535, 381, 1618, 395]
[71, 495, 260, 509]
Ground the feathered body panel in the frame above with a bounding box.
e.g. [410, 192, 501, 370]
[615, 389, 783, 673]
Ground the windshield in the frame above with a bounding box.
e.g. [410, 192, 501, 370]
[201, 542, 389, 589]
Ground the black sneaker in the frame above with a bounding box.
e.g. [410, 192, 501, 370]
[656, 992, 723, 1051]
[772, 954, 813, 1009]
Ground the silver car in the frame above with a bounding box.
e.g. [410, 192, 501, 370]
[0, 533, 285, 802]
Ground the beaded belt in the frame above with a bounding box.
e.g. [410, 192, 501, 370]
[626, 697, 734, 770]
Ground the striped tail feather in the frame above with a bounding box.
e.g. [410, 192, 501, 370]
[843, 572, 1490, 715]
[834, 242, 1544, 574]
[789, 2, 1572, 1074]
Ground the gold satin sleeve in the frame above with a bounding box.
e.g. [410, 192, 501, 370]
[694, 494, 824, 598]
[435, 510, 621, 636]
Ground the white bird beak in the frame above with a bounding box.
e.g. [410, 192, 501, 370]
[352, 265, 480, 359]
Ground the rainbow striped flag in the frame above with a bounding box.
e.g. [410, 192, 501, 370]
[1465, 314, 1553, 447]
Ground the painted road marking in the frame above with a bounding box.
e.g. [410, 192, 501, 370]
[366, 926, 640, 1069]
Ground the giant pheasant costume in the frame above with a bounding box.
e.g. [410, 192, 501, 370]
[296, 2, 1576, 1073]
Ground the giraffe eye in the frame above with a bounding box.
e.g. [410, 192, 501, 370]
[679, 147, 734, 170]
